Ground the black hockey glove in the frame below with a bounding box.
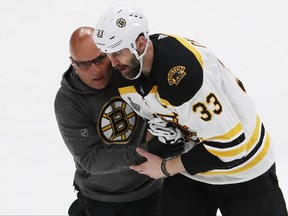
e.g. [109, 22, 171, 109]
[147, 118, 185, 159]
[147, 136, 185, 159]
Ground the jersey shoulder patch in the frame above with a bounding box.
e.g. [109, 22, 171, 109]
[152, 34, 204, 106]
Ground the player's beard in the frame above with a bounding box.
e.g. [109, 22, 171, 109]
[121, 56, 141, 80]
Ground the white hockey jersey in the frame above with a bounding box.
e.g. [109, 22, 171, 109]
[118, 33, 275, 184]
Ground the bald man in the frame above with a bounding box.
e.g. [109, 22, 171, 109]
[54, 27, 163, 216]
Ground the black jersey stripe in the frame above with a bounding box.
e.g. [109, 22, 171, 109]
[203, 133, 246, 149]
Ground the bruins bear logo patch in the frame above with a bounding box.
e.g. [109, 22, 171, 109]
[98, 97, 138, 144]
[168, 66, 187, 85]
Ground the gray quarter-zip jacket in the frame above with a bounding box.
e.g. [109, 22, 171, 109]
[54, 66, 162, 202]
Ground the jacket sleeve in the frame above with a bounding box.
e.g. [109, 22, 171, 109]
[54, 90, 148, 175]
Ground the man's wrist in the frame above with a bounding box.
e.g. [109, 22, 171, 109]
[164, 156, 185, 177]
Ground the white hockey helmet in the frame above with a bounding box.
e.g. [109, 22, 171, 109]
[93, 5, 149, 58]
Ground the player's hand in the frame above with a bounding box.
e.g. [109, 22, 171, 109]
[130, 148, 165, 179]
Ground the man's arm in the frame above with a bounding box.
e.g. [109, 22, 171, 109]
[54, 91, 147, 175]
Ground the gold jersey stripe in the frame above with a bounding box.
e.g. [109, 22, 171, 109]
[168, 34, 204, 69]
[246, 115, 261, 151]
[118, 86, 138, 94]
[202, 132, 270, 175]
[156, 91, 174, 107]
[205, 122, 243, 141]
[119, 85, 158, 95]
[205, 140, 246, 158]
[204, 116, 261, 157]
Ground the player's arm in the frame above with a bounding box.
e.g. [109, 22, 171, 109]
[179, 48, 259, 175]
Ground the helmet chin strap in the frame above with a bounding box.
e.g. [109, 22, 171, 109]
[129, 39, 150, 80]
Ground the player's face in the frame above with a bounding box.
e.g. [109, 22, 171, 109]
[108, 49, 140, 80]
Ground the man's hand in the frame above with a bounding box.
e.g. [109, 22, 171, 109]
[130, 148, 165, 179]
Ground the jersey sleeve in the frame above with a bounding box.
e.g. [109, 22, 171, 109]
[175, 45, 263, 175]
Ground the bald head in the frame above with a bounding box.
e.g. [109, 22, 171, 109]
[68, 26, 112, 89]
[69, 26, 100, 61]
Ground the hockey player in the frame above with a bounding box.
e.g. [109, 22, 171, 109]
[54, 27, 164, 216]
[93, 5, 288, 216]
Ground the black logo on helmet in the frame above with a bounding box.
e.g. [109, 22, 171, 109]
[97, 29, 104, 38]
[116, 18, 126, 28]
[98, 97, 138, 144]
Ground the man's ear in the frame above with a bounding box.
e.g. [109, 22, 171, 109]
[136, 36, 147, 52]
